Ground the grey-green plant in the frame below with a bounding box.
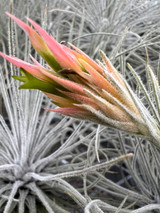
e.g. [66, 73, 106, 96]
[1, 0, 160, 213]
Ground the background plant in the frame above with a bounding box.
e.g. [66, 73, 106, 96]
[1, 0, 160, 212]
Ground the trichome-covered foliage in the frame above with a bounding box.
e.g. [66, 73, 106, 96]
[1, 0, 160, 213]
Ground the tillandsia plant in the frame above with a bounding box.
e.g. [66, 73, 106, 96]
[1, 12, 160, 149]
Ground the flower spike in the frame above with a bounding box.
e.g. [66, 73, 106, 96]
[1, 12, 158, 140]
[6, 12, 61, 71]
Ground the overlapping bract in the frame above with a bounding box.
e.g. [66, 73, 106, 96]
[0, 13, 148, 134]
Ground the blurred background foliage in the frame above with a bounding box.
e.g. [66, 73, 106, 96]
[1, 0, 160, 212]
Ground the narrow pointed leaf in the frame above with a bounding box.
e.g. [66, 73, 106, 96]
[147, 64, 160, 118]
[61, 91, 98, 107]
[26, 17, 82, 72]
[81, 104, 139, 133]
[102, 89, 144, 124]
[100, 62, 139, 113]
[40, 68, 88, 95]
[0, 52, 50, 82]
[128, 63, 160, 121]
[13, 69, 57, 93]
[45, 92, 75, 107]
[46, 107, 91, 119]
[6, 12, 61, 71]
[79, 58, 121, 99]
[68, 42, 103, 74]
[84, 89, 132, 122]
[29, 54, 43, 67]
[100, 50, 124, 85]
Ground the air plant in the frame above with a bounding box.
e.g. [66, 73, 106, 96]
[1, 13, 160, 150]
[0, 10, 137, 213]
[1, 2, 160, 212]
